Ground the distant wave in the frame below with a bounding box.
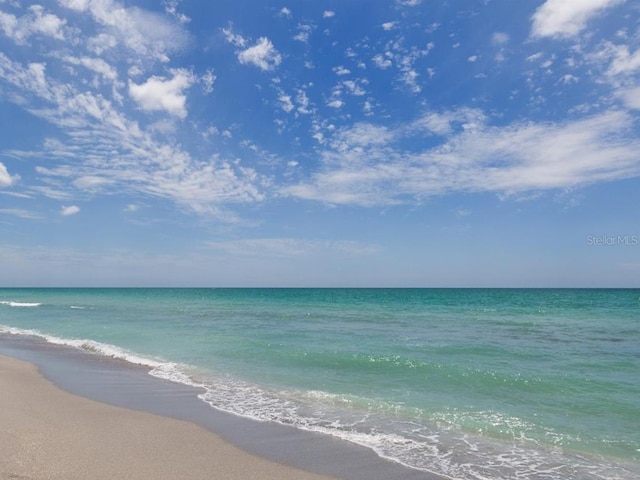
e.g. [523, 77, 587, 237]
[0, 325, 165, 370]
[0, 324, 206, 392]
[0, 301, 42, 307]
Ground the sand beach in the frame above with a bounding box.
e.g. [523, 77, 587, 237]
[0, 353, 338, 480]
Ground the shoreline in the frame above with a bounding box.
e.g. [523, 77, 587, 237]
[0, 334, 438, 480]
[0, 354, 340, 480]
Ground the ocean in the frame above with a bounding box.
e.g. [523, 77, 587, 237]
[0, 288, 638, 480]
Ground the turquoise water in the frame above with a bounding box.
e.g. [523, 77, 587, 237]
[1, 288, 639, 479]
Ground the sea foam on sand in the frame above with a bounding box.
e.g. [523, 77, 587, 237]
[0, 354, 338, 480]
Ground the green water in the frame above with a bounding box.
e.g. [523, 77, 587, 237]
[1, 288, 639, 479]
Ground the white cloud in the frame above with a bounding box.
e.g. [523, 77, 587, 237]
[531, 0, 624, 39]
[58, 0, 90, 10]
[492, 32, 509, 45]
[323, 11, 335, 18]
[327, 99, 344, 109]
[59, 0, 189, 62]
[61, 205, 80, 216]
[599, 43, 640, 76]
[296, 89, 313, 115]
[87, 33, 118, 56]
[468, 55, 478, 62]
[61, 55, 118, 83]
[0, 209, 41, 220]
[279, 93, 294, 113]
[129, 69, 195, 119]
[333, 66, 351, 76]
[237, 37, 282, 71]
[0, 162, 18, 187]
[330, 123, 394, 150]
[382, 21, 397, 31]
[619, 86, 640, 109]
[372, 54, 392, 69]
[73, 175, 113, 190]
[201, 69, 216, 95]
[293, 31, 309, 43]
[0, 52, 263, 218]
[221, 26, 246, 48]
[401, 69, 421, 93]
[374, 41, 432, 94]
[413, 108, 485, 136]
[293, 24, 313, 43]
[0, 5, 66, 44]
[342, 80, 367, 96]
[526, 52, 544, 62]
[28, 5, 66, 39]
[279, 7, 291, 18]
[285, 110, 640, 206]
[164, 0, 190, 24]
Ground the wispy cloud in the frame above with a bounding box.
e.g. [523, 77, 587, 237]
[530, 0, 624, 39]
[0, 1, 269, 220]
[285, 109, 640, 206]
[58, 0, 189, 62]
[0, 5, 66, 44]
[0, 208, 41, 220]
[619, 86, 640, 110]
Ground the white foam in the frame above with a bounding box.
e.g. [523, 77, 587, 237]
[1, 323, 637, 480]
[0, 325, 164, 369]
[0, 301, 42, 307]
[193, 377, 640, 480]
[149, 363, 206, 389]
[0, 324, 210, 400]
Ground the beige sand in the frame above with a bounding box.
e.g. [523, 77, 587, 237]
[0, 354, 338, 480]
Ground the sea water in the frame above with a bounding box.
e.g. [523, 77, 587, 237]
[0, 288, 638, 480]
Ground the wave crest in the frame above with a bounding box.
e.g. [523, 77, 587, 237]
[0, 301, 42, 307]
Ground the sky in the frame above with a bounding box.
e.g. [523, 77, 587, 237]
[0, 0, 639, 287]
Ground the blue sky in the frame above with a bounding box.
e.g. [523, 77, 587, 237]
[0, 0, 639, 287]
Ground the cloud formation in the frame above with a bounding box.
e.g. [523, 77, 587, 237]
[285, 110, 640, 206]
[59, 0, 189, 62]
[531, 0, 624, 39]
[0, 5, 66, 44]
[129, 69, 195, 118]
[61, 205, 80, 216]
[1, 0, 639, 223]
[0, 162, 17, 187]
[0, 10, 263, 219]
[238, 37, 282, 71]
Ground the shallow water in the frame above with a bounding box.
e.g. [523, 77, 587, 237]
[1, 288, 639, 479]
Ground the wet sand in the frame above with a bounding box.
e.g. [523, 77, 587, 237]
[0, 353, 339, 480]
[0, 336, 437, 480]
